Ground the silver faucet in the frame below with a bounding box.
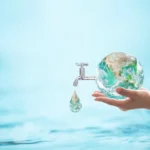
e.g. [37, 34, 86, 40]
[73, 63, 96, 86]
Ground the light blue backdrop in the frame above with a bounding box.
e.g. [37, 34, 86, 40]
[0, 0, 150, 129]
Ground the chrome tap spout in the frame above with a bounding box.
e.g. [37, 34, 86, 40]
[73, 63, 96, 86]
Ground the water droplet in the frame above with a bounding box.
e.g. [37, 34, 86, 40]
[69, 90, 82, 112]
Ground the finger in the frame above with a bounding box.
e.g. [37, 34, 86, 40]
[116, 87, 137, 98]
[119, 107, 128, 111]
[94, 91, 102, 93]
[95, 97, 127, 107]
[93, 91, 104, 95]
[92, 91, 105, 96]
[92, 93, 105, 97]
[140, 87, 146, 90]
[140, 87, 149, 92]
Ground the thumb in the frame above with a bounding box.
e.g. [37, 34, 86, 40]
[116, 87, 137, 98]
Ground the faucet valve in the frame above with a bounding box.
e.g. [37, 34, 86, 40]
[73, 62, 96, 86]
[76, 63, 88, 67]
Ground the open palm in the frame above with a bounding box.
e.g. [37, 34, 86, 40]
[92, 87, 150, 111]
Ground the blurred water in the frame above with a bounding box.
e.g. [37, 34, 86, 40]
[0, 76, 150, 150]
[1, 101, 150, 150]
[1, 121, 150, 150]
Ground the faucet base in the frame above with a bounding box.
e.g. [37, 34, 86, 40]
[73, 76, 96, 86]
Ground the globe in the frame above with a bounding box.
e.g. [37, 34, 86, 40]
[96, 52, 144, 99]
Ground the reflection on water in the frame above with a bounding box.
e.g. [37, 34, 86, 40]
[0, 120, 150, 149]
[0, 87, 150, 150]
[0, 89, 150, 150]
[0, 56, 150, 149]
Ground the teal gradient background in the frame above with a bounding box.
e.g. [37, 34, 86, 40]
[0, 0, 150, 149]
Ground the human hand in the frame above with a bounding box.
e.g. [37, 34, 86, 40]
[92, 87, 150, 111]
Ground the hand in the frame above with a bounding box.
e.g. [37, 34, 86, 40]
[92, 87, 150, 111]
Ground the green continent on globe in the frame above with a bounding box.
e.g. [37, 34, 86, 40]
[96, 52, 144, 99]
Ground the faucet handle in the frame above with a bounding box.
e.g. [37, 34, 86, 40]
[76, 63, 88, 67]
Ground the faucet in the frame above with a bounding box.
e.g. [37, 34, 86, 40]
[73, 63, 96, 86]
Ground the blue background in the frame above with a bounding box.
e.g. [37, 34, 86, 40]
[0, 0, 150, 149]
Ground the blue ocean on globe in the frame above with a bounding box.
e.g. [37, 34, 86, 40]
[96, 52, 144, 99]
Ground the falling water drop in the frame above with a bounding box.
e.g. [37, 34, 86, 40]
[69, 90, 82, 112]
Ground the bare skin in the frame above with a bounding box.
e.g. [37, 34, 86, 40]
[92, 87, 150, 111]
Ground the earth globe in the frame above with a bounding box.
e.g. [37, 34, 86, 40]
[96, 52, 144, 99]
